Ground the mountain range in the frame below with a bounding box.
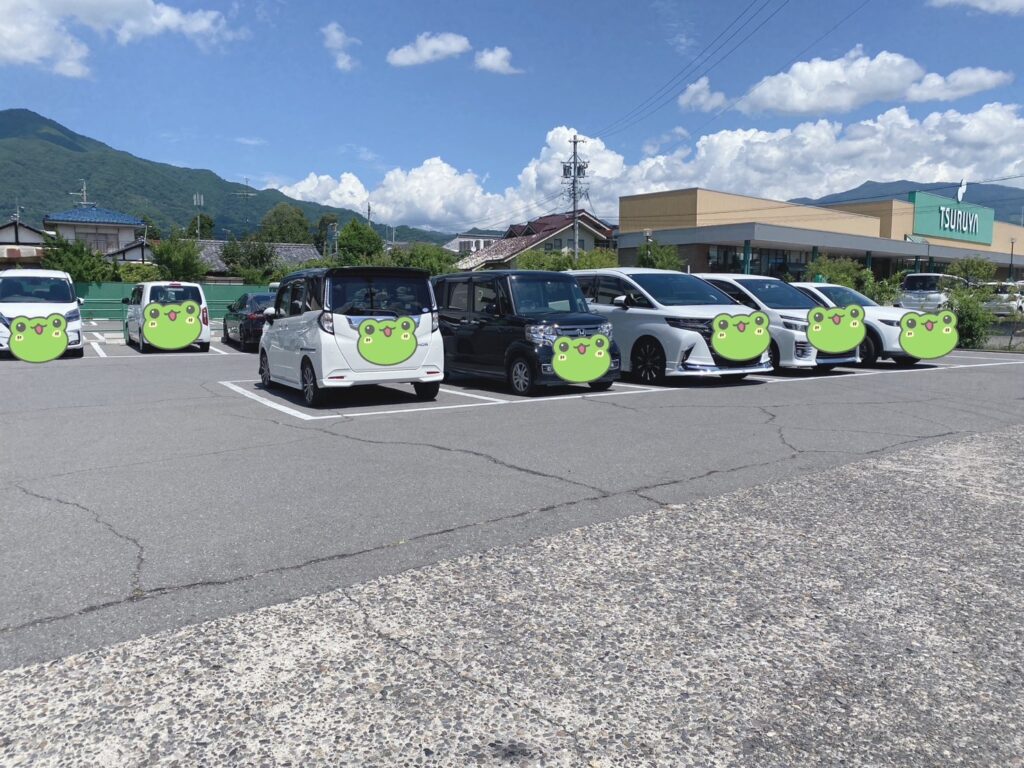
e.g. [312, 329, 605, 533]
[0, 109, 450, 244]
[793, 180, 1024, 224]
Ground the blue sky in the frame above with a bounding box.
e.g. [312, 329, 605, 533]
[1, 0, 1022, 230]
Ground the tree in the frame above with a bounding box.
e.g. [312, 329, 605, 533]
[335, 219, 383, 265]
[118, 263, 162, 282]
[185, 212, 215, 239]
[135, 215, 163, 242]
[221, 236, 280, 284]
[946, 257, 997, 284]
[260, 203, 312, 244]
[152, 237, 208, 282]
[637, 240, 680, 270]
[314, 213, 339, 255]
[805, 256, 875, 294]
[386, 243, 459, 275]
[42, 235, 115, 283]
[516, 247, 618, 272]
[577, 248, 619, 269]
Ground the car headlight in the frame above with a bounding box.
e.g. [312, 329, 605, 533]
[597, 322, 613, 340]
[878, 318, 900, 327]
[65, 308, 81, 323]
[665, 317, 709, 332]
[782, 320, 807, 331]
[525, 323, 558, 346]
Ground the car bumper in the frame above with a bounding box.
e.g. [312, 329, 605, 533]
[815, 352, 860, 367]
[319, 365, 444, 388]
[537, 357, 621, 386]
[0, 327, 84, 351]
[671, 360, 772, 377]
[771, 327, 817, 369]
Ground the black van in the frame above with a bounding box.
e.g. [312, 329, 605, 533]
[432, 270, 621, 396]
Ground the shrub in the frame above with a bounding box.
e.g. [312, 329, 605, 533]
[152, 237, 208, 282]
[946, 287, 996, 349]
[117, 263, 162, 282]
[42, 236, 115, 283]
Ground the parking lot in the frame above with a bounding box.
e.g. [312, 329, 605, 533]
[2, 331, 1024, 764]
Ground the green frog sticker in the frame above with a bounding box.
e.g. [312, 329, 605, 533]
[709, 311, 770, 362]
[357, 317, 417, 366]
[8, 314, 68, 363]
[806, 304, 866, 354]
[899, 311, 957, 359]
[552, 333, 611, 383]
[142, 301, 202, 350]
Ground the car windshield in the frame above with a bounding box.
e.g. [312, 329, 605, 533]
[630, 273, 736, 306]
[328, 273, 433, 316]
[149, 285, 202, 304]
[250, 293, 275, 310]
[902, 275, 964, 292]
[0, 276, 75, 304]
[817, 285, 878, 307]
[509, 274, 590, 315]
[737, 279, 816, 310]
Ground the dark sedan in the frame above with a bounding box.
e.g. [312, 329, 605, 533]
[222, 292, 275, 351]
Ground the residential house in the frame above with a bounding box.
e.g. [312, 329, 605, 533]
[455, 211, 615, 271]
[0, 218, 47, 268]
[196, 239, 322, 277]
[443, 230, 503, 256]
[44, 204, 144, 254]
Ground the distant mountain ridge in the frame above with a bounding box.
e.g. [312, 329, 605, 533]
[0, 109, 451, 244]
[793, 180, 1024, 224]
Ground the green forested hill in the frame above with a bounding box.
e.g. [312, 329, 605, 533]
[0, 109, 450, 243]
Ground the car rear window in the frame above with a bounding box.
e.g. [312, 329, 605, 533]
[251, 293, 275, 310]
[737, 279, 816, 310]
[148, 285, 202, 304]
[0, 276, 75, 304]
[327, 273, 433, 316]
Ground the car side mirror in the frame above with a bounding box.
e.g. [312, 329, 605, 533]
[121, 297, 129, 304]
[263, 307, 277, 323]
[612, 295, 628, 308]
[78, 297, 85, 306]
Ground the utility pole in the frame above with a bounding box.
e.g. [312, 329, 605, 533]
[69, 179, 88, 206]
[562, 135, 588, 265]
[366, 200, 372, 229]
[192, 192, 204, 239]
[232, 176, 257, 233]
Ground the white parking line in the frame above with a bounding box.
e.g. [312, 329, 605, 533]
[89, 341, 107, 358]
[762, 360, 1024, 384]
[439, 387, 509, 403]
[209, 345, 229, 355]
[947, 353, 1024, 360]
[91, 332, 105, 341]
[608, 381, 659, 391]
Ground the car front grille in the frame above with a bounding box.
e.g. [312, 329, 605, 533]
[794, 341, 814, 359]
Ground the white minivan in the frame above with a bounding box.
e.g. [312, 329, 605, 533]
[259, 267, 444, 406]
[123, 281, 211, 353]
[0, 268, 85, 358]
[697, 274, 860, 370]
[568, 268, 771, 383]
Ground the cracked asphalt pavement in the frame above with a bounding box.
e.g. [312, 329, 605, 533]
[0, 348, 1023, 762]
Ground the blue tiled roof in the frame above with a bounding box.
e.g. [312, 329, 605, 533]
[44, 206, 144, 227]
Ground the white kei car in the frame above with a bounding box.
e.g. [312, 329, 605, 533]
[123, 281, 212, 353]
[0, 268, 85, 358]
[259, 266, 444, 406]
[568, 268, 771, 383]
[792, 282, 919, 367]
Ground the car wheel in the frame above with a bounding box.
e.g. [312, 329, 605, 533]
[66, 347, 85, 358]
[301, 359, 323, 406]
[259, 352, 275, 388]
[124, 324, 131, 347]
[719, 373, 747, 383]
[630, 337, 666, 385]
[198, 342, 210, 353]
[222, 324, 230, 344]
[508, 357, 538, 396]
[769, 341, 781, 371]
[859, 332, 879, 367]
[894, 356, 920, 367]
[139, 330, 151, 354]
[414, 382, 440, 401]
[588, 380, 613, 391]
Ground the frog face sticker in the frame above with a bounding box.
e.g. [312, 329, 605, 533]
[806, 304, 866, 354]
[142, 301, 201, 350]
[8, 314, 68, 363]
[552, 333, 611, 383]
[899, 311, 958, 359]
[357, 317, 417, 366]
[709, 312, 770, 362]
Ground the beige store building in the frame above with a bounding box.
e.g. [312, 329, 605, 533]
[617, 187, 1023, 280]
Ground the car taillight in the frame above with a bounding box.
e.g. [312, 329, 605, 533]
[431, 310, 439, 332]
[201, 307, 209, 326]
[318, 310, 334, 334]
[247, 312, 262, 321]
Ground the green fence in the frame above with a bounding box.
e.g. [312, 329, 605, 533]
[76, 282, 269, 321]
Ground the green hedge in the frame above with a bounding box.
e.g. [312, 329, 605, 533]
[76, 282, 270, 320]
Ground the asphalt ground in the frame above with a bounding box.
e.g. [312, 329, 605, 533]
[1, 428, 1021, 766]
[1, 336, 1023, 675]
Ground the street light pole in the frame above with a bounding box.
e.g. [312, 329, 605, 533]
[1011, 237, 1016, 282]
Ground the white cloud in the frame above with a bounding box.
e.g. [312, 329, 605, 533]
[0, 0, 243, 77]
[677, 77, 728, 113]
[235, 137, 266, 146]
[929, 0, 1024, 13]
[732, 46, 1012, 115]
[907, 67, 1014, 101]
[322, 21, 359, 72]
[386, 32, 471, 67]
[474, 47, 522, 75]
[272, 103, 1024, 230]
[642, 127, 690, 156]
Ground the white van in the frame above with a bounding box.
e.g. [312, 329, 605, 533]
[0, 268, 85, 358]
[123, 281, 211, 353]
[259, 267, 444, 406]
